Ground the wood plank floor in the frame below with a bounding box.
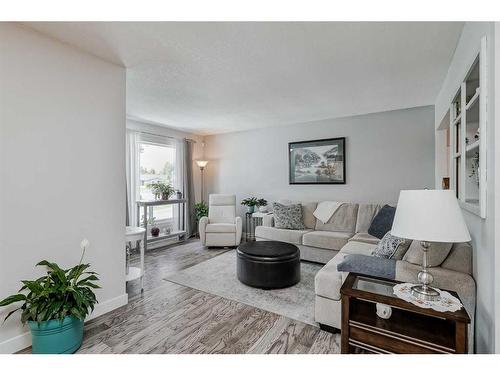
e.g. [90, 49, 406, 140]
[19, 239, 340, 354]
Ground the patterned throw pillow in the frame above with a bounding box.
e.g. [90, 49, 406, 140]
[372, 232, 409, 259]
[272, 202, 306, 230]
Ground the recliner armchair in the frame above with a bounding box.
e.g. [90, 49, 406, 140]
[199, 194, 242, 247]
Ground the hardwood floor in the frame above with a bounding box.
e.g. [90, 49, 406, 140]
[19, 239, 340, 354]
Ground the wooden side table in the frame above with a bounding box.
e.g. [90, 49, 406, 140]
[340, 273, 470, 354]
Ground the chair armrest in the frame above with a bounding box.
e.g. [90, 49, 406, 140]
[235, 216, 242, 245]
[262, 214, 274, 227]
[199, 216, 209, 246]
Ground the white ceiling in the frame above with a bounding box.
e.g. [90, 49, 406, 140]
[25, 22, 463, 135]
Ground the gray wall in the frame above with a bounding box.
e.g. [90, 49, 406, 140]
[434, 22, 496, 353]
[204, 106, 435, 218]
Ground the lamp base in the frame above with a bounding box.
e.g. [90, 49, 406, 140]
[411, 284, 441, 301]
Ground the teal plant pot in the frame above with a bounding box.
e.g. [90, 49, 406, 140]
[28, 316, 84, 354]
[247, 206, 255, 214]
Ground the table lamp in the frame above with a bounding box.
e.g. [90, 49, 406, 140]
[391, 190, 471, 301]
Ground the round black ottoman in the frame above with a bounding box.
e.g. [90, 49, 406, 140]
[236, 241, 300, 289]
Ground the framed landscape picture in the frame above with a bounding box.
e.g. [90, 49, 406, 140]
[288, 137, 346, 184]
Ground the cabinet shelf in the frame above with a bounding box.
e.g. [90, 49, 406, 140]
[465, 88, 480, 110]
[465, 140, 480, 152]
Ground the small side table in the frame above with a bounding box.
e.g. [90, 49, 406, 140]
[245, 212, 271, 241]
[125, 226, 146, 292]
[340, 273, 470, 354]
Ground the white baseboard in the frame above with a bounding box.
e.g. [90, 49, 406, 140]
[0, 293, 128, 354]
[87, 293, 128, 321]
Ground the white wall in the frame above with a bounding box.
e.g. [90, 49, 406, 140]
[434, 22, 496, 353]
[204, 106, 435, 218]
[0, 24, 127, 353]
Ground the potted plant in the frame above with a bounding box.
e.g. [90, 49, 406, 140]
[0, 239, 99, 354]
[149, 217, 160, 237]
[148, 182, 176, 200]
[256, 198, 268, 213]
[241, 197, 259, 213]
[194, 202, 209, 237]
[194, 202, 209, 222]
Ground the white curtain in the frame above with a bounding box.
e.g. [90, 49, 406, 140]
[126, 130, 139, 226]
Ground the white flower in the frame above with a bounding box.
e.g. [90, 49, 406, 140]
[80, 238, 90, 251]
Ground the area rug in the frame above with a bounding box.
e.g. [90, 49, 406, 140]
[165, 250, 322, 326]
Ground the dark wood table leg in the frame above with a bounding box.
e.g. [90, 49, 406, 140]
[455, 321, 467, 353]
[341, 295, 350, 354]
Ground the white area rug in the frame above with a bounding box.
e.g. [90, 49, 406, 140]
[165, 250, 322, 326]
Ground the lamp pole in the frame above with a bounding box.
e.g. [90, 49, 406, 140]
[196, 160, 208, 202]
[200, 165, 205, 203]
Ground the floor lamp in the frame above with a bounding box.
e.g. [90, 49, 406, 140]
[196, 160, 208, 202]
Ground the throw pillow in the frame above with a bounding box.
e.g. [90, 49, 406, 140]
[368, 204, 396, 239]
[272, 202, 306, 230]
[372, 232, 410, 259]
[337, 254, 396, 280]
[403, 241, 453, 267]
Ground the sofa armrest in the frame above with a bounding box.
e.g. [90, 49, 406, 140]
[199, 216, 209, 246]
[262, 214, 274, 227]
[235, 216, 242, 245]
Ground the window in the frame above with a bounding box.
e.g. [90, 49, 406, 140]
[138, 141, 176, 220]
[449, 36, 487, 218]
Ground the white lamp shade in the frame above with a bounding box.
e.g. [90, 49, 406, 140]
[391, 190, 471, 243]
[196, 160, 208, 168]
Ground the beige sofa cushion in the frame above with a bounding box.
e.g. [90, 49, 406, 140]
[339, 240, 378, 256]
[355, 204, 382, 233]
[315, 240, 377, 300]
[303, 231, 353, 251]
[403, 241, 453, 267]
[255, 226, 311, 245]
[348, 232, 380, 245]
[205, 223, 237, 233]
[315, 203, 359, 233]
[441, 242, 473, 275]
[301, 202, 318, 229]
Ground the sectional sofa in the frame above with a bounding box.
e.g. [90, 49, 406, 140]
[254, 201, 476, 351]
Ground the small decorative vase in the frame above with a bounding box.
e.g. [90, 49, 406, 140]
[176, 191, 182, 199]
[247, 206, 255, 214]
[258, 206, 268, 213]
[151, 227, 160, 237]
[28, 316, 83, 354]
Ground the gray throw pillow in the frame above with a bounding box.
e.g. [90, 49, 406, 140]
[403, 241, 453, 267]
[272, 202, 305, 230]
[372, 231, 411, 260]
[337, 254, 396, 280]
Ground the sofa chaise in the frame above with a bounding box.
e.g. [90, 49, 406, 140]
[255, 201, 475, 351]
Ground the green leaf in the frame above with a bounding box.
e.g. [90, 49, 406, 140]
[3, 308, 21, 323]
[20, 280, 43, 294]
[81, 282, 100, 289]
[0, 294, 26, 306]
[37, 260, 67, 284]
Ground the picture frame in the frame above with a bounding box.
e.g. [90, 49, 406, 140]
[288, 137, 346, 185]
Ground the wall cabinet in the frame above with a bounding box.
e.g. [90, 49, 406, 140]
[450, 36, 487, 218]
